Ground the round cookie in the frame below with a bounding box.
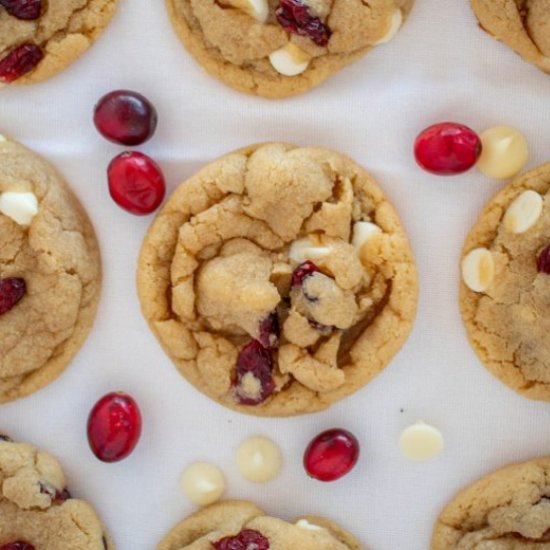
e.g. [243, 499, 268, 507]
[460, 162, 550, 401]
[0, 133, 101, 403]
[431, 457, 550, 548]
[0, 434, 114, 549]
[471, 0, 550, 74]
[0, 0, 118, 85]
[137, 143, 418, 417]
[165, 0, 415, 99]
[157, 500, 364, 549]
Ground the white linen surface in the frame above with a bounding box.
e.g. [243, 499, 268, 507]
[1, 0, 550, 548]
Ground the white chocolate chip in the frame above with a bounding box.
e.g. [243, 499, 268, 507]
[269, 43, 311, 77]
[399, 422, 444, 462]
[351, 221, 382, 254]
[461, 248, 495, 293]
[0, 134, 7, 142]
[374, 9, 403, 45]
[230, 0, 269, 22]
[180, 462, 225, 506]
[289, 238, 331, 264]
[296, 519, 326, 532]
[503, 190, 543, 234]
[235, 436, 282, 483]
[0, 192, 38, 226]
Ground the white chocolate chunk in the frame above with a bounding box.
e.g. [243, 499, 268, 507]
[231, 0, 269, 22]
[503, 190, 543, 234]
[0, 134, 7, 142]
[269, 43, 311, 77]
[462, 248, 495, 293]
[235, 436, 282, 483]
[0, 191, 38, 226]
[180, 462, 225, 505]
[351, 221, 382, 253]
[296, 519, 326, 532]
[289, 238, 331, 264]
[399, 422, 444, 461]
[374, 9, 403, 45]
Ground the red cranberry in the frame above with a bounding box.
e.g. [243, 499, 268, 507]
[39, 482, 71, 502]
[213, 530, 270, 550]
[234, 341, 275, 406]
[0, 277, 26, 316]
[0, 0, 41, 19]
[258, 311, 280, 349]
[308, 318, 333, 335]
[0, 43, 43, 83]
[0, 544, 35, 550]
[537, 245, 550, 275]
[107, 151, 165, 215]
[414, 122, 482, 175]
[303, 428, 360, 482]
[87, 392, 142, 463]
[291, 260, 321, 288]
[276, 0, 331, 47]
[94, 90, 158, 146]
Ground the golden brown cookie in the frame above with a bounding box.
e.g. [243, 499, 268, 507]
[157, 500, 364, 549]
[0, 0, 118, 85]
[137, 143, 418, 417]
[471, 0, 550, 74]
[165, 0, 415, 99]
[431, 457, 550, 549]
[0, 133, 101, 403]
[0, 434, 114, 549]
[460, 162, 550, 401]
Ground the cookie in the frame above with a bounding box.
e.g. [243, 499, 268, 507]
[431, 457, 550, 548]
[0, 434, 114, 549]
[165, 0, 415, 99]
[0, 133, 101, 403]
[460, 162, 550, 401]
[137, 143, 418, 417]
[157, 500, 364, 549]
[0, 0, 118, 85]
[470, 0, 550, 74]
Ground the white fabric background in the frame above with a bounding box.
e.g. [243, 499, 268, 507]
[1, 0, 550, 548]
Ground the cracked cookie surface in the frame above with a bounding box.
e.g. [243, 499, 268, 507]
[431, 457, 550, 549]
[0, 0, 118, 85]
[0, 134, 101, 403]
[157, 500, 364, 549]
[137, 143, 418, 417]
[460, 163, 550, 401]
[471, 0, 550, 74]
[165, 0, 415, 98]
[0, 435, 114, 549]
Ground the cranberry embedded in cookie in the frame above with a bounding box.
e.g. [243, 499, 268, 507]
[538, 244, 550, 274]
[0, 44, 43, 84]
[275, 0, 331, 47]
[214, 529, 270, 550]
[0, 543, 35, 550]
[0, 278, 26, 316]
[0, 0, 41, 20]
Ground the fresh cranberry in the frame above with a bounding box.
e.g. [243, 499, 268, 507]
[537, 245, 550, 274]
[94, 90, 158, 146]
[39, 482, 71, 502]
[414, 122, 482, 175]
[276, 0, 331, 47]
[303, 428, 360, 482]
[107, 151, 165, 215]
[0, 44, 43, 83]
[213, 530, 270, 550]
[258, 312, 280, 349]
[0, 543, 35, 550]
[234, 341, 275, 406]
[0, 278, 26, 316]
[291, 260, 321, 288]
[0, 0, 41, 20]
[87, 392, 142, 463]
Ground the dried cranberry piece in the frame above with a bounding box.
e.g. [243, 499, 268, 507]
[0, 543, 35, 550]
[0, 435, 13, 442]
[234, 341, 275, 406]
[291, 260, 321, 288]
[39, 482, 71, 502]
[258, 311, 280, 349]
[0, 278, 26, 315]
[213, 529, 270, 550]
[537, 245, 550, 275]
[308, 318, 333, 335]
[0, 0, 41, 20]
[0, 44, 43, 83]
[276, 0, 331, 47]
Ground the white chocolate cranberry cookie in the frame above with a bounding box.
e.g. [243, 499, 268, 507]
[471, 0, 550, 74]
[0, 133, 101, 403]
[0, 434, 114, 549]
[157, 500, 364, 549]
[165, 0, 415, 98]
[0, 0, 118, 85]
[461, 162, 550, 401]
[431, 457, 550, 548]
[137, 143, 418, 417]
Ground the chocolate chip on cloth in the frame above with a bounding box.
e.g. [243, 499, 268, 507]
[157, 500, 364, 549]
[0, 437, 114, 549]
[138, 143, 418, 416]
[470, 0, 550, 74]
[0, 133, 101, 403]
[0, 0, 118, 85]
[165, 0, 415, 98]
